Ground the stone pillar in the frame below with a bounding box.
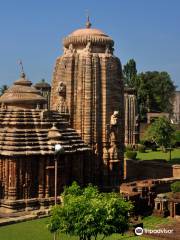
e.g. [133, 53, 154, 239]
[8, 160, 17, 200]
[38, 158, 45, 198]
[170, 202, 174, 217]
[4, 159, 9, 199]
[174, 203, 176, 217]
[18, 159, 23, 199]
[45, 158, 50, 198]
[84, 54, 92, 144]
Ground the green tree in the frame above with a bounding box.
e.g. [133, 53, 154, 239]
[171, 181, 180, 193]
[137, 71, 175, 119]
[48, 182, 133, 240]
[123, 59, 137, 87]
[123, 58, 176, 120]
[145, 117, 175, 150]
[0, 85, 8, 96]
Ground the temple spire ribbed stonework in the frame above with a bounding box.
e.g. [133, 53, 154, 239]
[51, 22, 124, 187]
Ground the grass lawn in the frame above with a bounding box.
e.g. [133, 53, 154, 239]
[136, 148, 180, 164]
[142, 215, 174, 229]
[0, 216, 172, 240]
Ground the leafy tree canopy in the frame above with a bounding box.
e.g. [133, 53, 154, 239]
[171, 181, 180, 193]
[123, 59, 176, 120]
[137, 71, 175, 119]
[0, 85, 8, 96]
[123, 59, 137, 87]
[144, 116, 175, 149]
[48, 182, 133, 240]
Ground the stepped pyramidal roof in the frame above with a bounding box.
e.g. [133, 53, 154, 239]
[0, 72, 46, 108]
[0, 71, 90, 156]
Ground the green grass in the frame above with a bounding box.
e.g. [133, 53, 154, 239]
[136, 148, 180, 164]
[0, 217, 159, 240]
[142, 215, 173, 228]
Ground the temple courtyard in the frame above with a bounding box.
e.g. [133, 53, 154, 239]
[137, 148, 180, 163]
[0, 215, 179, 240]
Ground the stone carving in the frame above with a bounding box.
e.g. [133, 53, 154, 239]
[110, 111, 120, 146]
[109, 111, 120, 162]
[57, 82, 67, 113]
[65, 44, 76, 55]
[63, 47, 68, 55]
[110, 111, 119, 126]
[83, 41, 92, 53]
[58, 82, 66, 98]
[105, 45, 112, 55]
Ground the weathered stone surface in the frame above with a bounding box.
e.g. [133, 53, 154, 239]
[0, 72, 92, 213]
[124, 87, 139, 146]
[51, 21, 124, 186]
[0, 73, 46, 110]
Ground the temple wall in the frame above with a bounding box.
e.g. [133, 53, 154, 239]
[51, 53, 124, 153]
[173, 165, 180, 178]
[124, 92, 138, 145]
[124, 159, 173, 181]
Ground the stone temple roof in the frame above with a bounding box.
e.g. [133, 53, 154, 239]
[63, 20, 114, 48]
[0, 109, 90, 156]
[34, 79, 51, 90]
[0, 73, 46, 106]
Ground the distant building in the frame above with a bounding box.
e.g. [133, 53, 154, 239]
[34, 79, 51, 110]
[172, 91, 180, 125]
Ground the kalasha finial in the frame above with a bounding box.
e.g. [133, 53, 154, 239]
[18, 60, 25, 78]
[86, 11, 92, 28]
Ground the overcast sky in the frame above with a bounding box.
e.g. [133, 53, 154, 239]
[0, 0, 179, 89]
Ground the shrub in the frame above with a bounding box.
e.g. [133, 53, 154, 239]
[126, 151, 137, 160]
[171, 181, 180, 193]
[175, 130, 180, 147]
[48, 182, 133, 239]
[126, 144, 133, 151]
[151, 144, 158, 151]
[138, 144, 146, 153]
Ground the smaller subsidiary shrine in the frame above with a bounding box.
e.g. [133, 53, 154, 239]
[0, 72, 92, 213]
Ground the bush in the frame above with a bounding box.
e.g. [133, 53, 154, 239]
[175, 130, 180, 147]
[126, 144, 133, 151]
[138, 144, 146, 153]
[151, 144, 158, 151]
[126, 151, 137, 160]
[171, 181, 180, 193]
[48, 182, 133, 239]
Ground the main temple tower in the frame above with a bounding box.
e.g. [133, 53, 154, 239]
[51, 18, 124, 186]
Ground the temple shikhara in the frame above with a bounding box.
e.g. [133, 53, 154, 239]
[51, 17, 124, 186]
[0, 19, 125, 213]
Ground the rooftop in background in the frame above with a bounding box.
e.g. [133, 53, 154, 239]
[34, 79, 51, 89]
[0, 72, 46, 110]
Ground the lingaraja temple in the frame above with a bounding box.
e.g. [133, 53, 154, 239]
[0, 19, 125, 213]
[51, 18, 124, 185]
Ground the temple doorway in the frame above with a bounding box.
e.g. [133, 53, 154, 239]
[175, 203, 180, 216]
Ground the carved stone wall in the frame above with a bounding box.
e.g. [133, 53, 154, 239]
[124, 159, 173, 181]
[51, 27, 124, 186]
[124, 87, 139, 146]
